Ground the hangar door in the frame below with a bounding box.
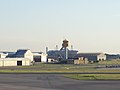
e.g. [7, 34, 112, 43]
[17, 61, 22, 66]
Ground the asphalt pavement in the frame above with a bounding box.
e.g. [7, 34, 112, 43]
[0, 74, 120, 90]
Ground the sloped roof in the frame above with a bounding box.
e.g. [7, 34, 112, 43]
[77, 53, 103, 56]
[15, 49, 29, 57]
[74, 53, 104, 58]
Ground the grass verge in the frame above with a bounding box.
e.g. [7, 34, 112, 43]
[65, 74, 120, 80]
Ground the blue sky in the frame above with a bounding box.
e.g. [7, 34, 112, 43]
[0, 0, 120, 53]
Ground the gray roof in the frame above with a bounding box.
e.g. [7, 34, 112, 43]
[74, 53, 104, 58]
[32, 52, 43, 54]
[77, 53, 103, 56]
[15, 49, 29, 57]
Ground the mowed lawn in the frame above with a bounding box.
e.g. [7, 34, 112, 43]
[65, 74, 120, 80]
[0, 63, 120, 73]
[0, 63, 96, 73]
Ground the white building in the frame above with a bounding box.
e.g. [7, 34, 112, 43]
[33, 52, 47, 62]
[0, 58, 31, 66]
[76, 53, 106, 62]
[0, 49, 34, 66]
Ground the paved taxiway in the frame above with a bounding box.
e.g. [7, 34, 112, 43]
[0, 74, 120, 90]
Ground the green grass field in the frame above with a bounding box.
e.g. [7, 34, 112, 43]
[0, 63, 119, 73]
[99, 59, 120, 65]
[65, 74, 120, 80]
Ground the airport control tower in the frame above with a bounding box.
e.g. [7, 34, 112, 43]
[60, 39, 69, 60]
[47, 39, 78, 62]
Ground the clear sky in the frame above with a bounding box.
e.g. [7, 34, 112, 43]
[0, 0, 120, 53]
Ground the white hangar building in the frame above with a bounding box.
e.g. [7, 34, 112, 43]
[0, 49, 34, 66]
[0, 58, 31, 66]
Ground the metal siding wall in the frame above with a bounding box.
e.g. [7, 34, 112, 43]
[25, 50, 33, 61]
[4, 61, 17, 66]
[41, 55, 47, 62]
[0, 58, 31, 66]
[0, 61, 3, 66]
[22, 60, 30, 66]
